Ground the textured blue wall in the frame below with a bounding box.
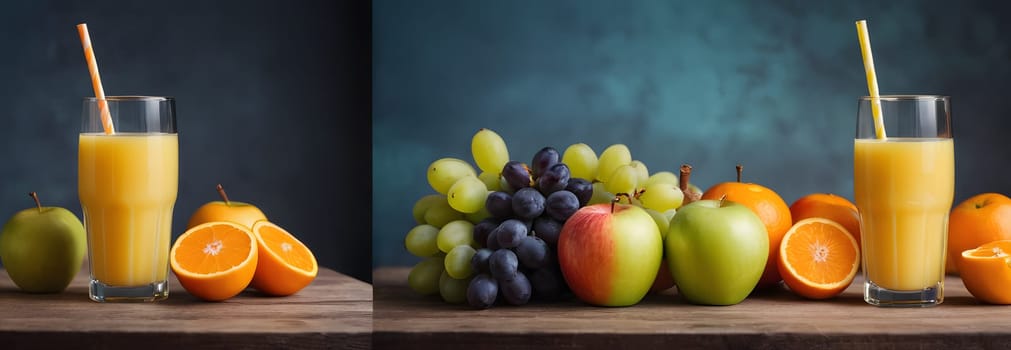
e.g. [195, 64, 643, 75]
[373, 1, 1011, 267]
[0, 1, 371, 282]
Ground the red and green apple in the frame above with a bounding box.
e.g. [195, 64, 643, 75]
[558, 202, 662, 306]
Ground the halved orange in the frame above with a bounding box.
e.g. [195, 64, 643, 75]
[778, 218, 860, 299]
[957, 240, 1011, 304]
[170, 221, 259, 301]
[250, 221, 318, 296]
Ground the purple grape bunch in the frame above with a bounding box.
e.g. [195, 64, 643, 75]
[466, 147, 593, 309]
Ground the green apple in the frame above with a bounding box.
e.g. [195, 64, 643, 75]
[666, 199, 768, 305]
[558, 202, 662, 306]
[0, 192, 86, 293]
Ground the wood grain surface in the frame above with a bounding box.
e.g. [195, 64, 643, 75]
[0, 266, 372, 350]
[374, 266, 1011, 349]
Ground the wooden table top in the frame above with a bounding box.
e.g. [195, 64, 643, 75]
[373, 266, 1011, 349]
[0, 266, 372, 350]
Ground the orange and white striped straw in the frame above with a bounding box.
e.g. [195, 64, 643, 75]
[76, 23, 115, 134]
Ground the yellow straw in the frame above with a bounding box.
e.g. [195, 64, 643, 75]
[856, 20, 886, 139]
[76, 23, 115, 135]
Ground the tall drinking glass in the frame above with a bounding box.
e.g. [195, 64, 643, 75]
[854, 95, 953, 307]
[79, 96, 178, 302]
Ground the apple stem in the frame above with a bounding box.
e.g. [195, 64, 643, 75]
[28, 192, 42, 213]
[680, 164, 702, 206]
[679, 164, 692, 192]
[216, 184, 231, 206]
[611, 193, 632, 213]
[719, 194, 728, 207]
[736, 164, 743, 183]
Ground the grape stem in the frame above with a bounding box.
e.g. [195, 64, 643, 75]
[523, 164, 534, 186]
[216, 184, 231, 205]
[736, 164, 744, 183]
[28, 192, 42, 213]
[611, 193, 633, 213]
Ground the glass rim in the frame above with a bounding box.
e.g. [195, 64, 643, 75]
[858, 95, 949, 101]
[83, 96, 174, 102]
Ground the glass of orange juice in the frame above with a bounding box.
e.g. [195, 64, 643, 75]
[79, 96, 178, 302]
[854, 95, 953, 307]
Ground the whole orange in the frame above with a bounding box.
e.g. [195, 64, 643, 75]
[701, 165, 791, 288]
[188, 201, 267, 229]
[947, 193, 1011, 274]
[789, 193, 861, 247]
[187, 184, 267, 229]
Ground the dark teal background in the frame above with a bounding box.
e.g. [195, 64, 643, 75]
[1, 1, 371, 282]
[373, 1, 1011, 267]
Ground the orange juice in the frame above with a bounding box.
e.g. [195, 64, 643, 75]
[79, 133, 178, 287]
[854, 138, 954, 291]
